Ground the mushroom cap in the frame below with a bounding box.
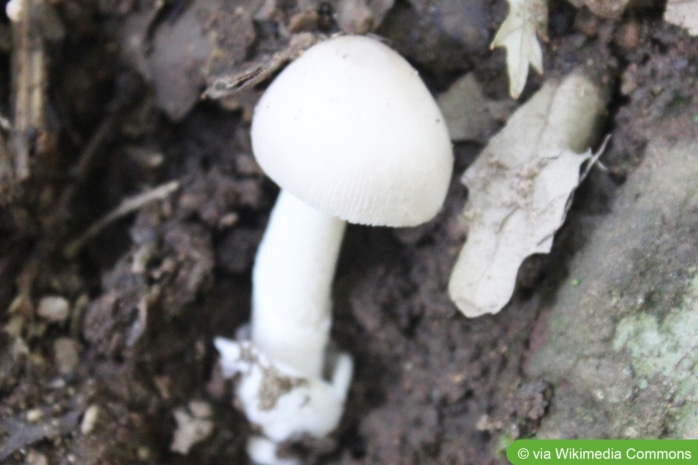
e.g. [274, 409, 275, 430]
[251, 35, 453, 227]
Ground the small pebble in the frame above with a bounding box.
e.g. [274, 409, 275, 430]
[37, 296, 70, 322]
[137, 446, 152, 461]
[80, 404, 100, 435]
[25, 450, 48, 465]
[26, 408, 43, 422]
[170, 401, 214, 454]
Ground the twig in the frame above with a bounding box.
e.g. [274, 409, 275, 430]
[10, 0, 50, 181]
[203, 33, 320, 100]
[63, 181, 180, 259]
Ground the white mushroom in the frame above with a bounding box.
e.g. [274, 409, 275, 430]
[252, 34, 453, 376]
[216, 35, 452, 464]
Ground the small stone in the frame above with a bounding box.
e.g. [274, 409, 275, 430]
[80, 404, 100, 435]
[25, 450, 48, 465]
[170, 402, 215, 454]
[137, 446, 152, 461]
[26, 408, 43, 422]
[37, 296, 70, 322]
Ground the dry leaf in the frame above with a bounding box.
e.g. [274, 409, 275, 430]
[448, 72, 606, 318]
[664, 0, 698, 36]
[491, 0, 548, 99]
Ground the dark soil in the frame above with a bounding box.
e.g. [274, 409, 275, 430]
[1, 0, 697, 464]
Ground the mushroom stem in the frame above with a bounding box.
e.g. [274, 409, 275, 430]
[252, 190, 346, 378]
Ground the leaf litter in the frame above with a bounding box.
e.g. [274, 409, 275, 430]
[490, 0, 548, 99]
[448, 72, 608, 318]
